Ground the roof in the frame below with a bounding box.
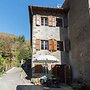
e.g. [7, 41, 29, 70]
[29, 5, 67, 15]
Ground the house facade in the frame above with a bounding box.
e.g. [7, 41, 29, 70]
[63, 0, 90, 85]
[28, 6, 70, 77]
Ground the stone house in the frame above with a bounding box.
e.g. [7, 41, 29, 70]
[62, 0, 90, 85]
[28, 6, 70, 78]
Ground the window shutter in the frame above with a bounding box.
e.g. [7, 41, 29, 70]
[66, 64, 71, 83]
[53, 39, 57, 51]
[49, 39, 53, 50]
[63, 16, 68, 28]
[51, 64, 57, 76]
[36, 14, 41, 26]
[35, 64, 43, 73]
[48, 16, 53, 26]
[52, 16, 56, 26]
[65, 39, 70, 52]
[36, 39, 40, 50]
[60, 41, 64, 51]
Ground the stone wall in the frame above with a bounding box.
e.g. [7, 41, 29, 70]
[68, 0, 90, 85]
[32, 14, 69, 67]
[32, 15, 61, 62]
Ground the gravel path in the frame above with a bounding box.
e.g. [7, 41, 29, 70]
[0, 67, 32, 90]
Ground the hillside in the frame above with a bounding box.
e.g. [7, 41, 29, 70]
[0, 32, 18, 40]
[0, 32, 31, 74]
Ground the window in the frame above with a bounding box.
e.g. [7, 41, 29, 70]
[57, 41, 64, 51]
[56, 18, 63, 27]
[41, 17, 48, 26]
[45, 41, 48, 50]
[41, 40, 48, 50]
[41, 40, 44, 50]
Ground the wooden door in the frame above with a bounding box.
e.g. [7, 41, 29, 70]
[35, 64, 43, 73]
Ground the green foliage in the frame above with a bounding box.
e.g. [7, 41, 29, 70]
[0, 53, 2, 58]
[12, 35, 25, 43]
[15, 60, 21, 67]
[0, 72, 4, 77]
[0, 33, 32, 74]
[12, 38, 18, 42]
[0, 58, 4, 66]
[18, 35, 25, 42]
[0, 43, 3, 47]
[17, 47, 32, 61]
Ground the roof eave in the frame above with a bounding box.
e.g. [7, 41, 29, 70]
[29, 5, 66, 15]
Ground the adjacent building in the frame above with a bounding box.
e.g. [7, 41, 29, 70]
[62, 0, 90, 85]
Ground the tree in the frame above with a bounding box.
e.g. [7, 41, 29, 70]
[12, 35, 25, 43]
[0, 33, 32, 69]
[18, 35, 25, 42]
[17, 47, 32, 61]
[0, 43, 3, 47]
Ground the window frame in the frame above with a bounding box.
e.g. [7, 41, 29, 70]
[41, 17, 48, 26]
[41, 40, 48, 50]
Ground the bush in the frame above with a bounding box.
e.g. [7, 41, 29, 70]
[15, 60, 21, 67]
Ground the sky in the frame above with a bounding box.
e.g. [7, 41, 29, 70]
[0, 0, 64, 40]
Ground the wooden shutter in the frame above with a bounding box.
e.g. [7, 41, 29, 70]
[35, 64, 43, 73]
[53, 39, 57, 51]
[36, 14, 41, 26]
[66, 64, 71, 83]
[63, 16, 68, 28]
[48, 16, 53, 26]
[36, 39, 40, 50]
[49, 39, 53, 50]
[60, 41, 64, 51]
[56, 65, 65, 82]
[51, 64, 57, 76]
[65, 39, 70, 52]
[52, 16, 56, 26]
